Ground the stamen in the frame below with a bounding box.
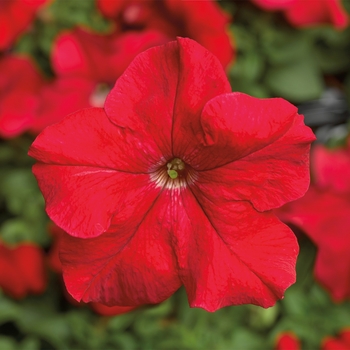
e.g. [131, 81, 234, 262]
[150, 158, 197, 189]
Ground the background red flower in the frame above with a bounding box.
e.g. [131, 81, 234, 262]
[252, 0, 349, 29]
[0, 54, 44, 138]
[0, 242, 46, 299]
[0, 0, 48, 50]
[275, 332, 301, 350]
[322, 328, 350, 350]
[277, 142, 350, 301]
[52, 28, 170, 84]
[51, 0, 233, 86]
[97, 0, 233, 67]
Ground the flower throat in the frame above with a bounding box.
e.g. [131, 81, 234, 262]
[167, 158, 185, 179]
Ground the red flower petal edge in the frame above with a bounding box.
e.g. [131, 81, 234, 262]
[29, 37, 315, 312]
[48, 223, 137, 316]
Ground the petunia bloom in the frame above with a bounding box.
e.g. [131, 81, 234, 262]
[0, 55, 98, 138]
[252, 0, 349, 29]
[52, 0, 233, 82]
[97, 0, 234, 68]
[0, 54, 44, 138]
[322, 329, 350, 350]
[0, 0, 48, 50]
[29, 38, 314, 312]
[0, 242, 46, 299]
[52, 28, 170, 84]
[275, 332, 301, 350]
[277, 142, 350, 301]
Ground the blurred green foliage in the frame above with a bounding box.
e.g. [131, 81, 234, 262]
[228, 1, 350, 104]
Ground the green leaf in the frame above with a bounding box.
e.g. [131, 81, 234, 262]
[265, 57, 324, 102]
[0, 295, 21, 324]
[108, 333, 138, 350]
[20, 337, 40, 350]
[229, 328, 268, 350]
[247, 304, 280, 330]
[230, 51, 265, 82]
[107, 312, 136, 332]
[0, 336, 17, 350]
[263, 31, 311, 65]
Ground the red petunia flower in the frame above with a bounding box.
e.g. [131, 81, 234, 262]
[99, 0, 234, 68]
[0, 55, 100, 138]
[277, 142, 350, 301]
[0, 0, 48, 50]
[275, 332, 301, 350]
[29, 38, 314, 312]
[0, 242, 46, 299]
[52, 28, 170, 83]
[0, 54, 44, 138]
[252, 0, 349, 29]
[322, 329, 350, 350]
[53, 0, 233, 82]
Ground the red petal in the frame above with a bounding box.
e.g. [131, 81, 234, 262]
[90, 302, 136, 316]
[195, 108, 314, 211]
[105, 37, 231, 159]
[29, 107, 162, 173]
[29, 108, 165, 238]
[60, 191, 181, 306]
[32, 164, 160, 238]
[173, 189, 298, 311]
[187, 93, 298, 169]
[171, 38, 232, 158]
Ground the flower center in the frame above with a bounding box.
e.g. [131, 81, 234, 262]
[150, 158, 197, 189]
[167, 158, 185, 179]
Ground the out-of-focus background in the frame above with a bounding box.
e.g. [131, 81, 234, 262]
[1, 0, 350, 349]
